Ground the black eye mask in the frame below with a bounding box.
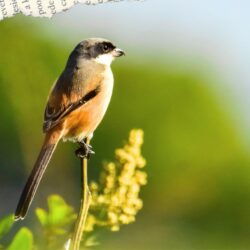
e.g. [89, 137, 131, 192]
[90, 42, 116, 58]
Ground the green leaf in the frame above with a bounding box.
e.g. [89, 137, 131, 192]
[7, 228, 33, 250]
[47, 195, 76, 227]
[35, 208, 48, 226]
[83, 235, 99, 247]
[0, 214, 14, 239]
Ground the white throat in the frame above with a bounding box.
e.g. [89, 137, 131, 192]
[94, 54, 114, 66]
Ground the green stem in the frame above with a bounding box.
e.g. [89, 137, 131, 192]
[70, 141, 92, 250]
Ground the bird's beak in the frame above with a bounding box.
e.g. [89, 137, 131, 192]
[112, 48, 125, 57]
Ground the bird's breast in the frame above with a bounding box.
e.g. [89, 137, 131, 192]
[63, 68, 114, 142]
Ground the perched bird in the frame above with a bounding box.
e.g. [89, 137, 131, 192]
[14, 38, 125, 221]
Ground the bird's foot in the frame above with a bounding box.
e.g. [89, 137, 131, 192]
[75, 141, 95, 159]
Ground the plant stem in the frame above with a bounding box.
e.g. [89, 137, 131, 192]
[70, 140, 92, 250]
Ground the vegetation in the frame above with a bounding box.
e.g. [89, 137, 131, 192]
[0, 130, 147, 249]
[1, 16, 250, 249]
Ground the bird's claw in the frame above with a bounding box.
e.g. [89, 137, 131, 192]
[75, 143, 95, 159]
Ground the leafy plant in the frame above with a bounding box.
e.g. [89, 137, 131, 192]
[7, 228, 33, 250]
[36, 195, 77, 249]
[0, 129, 147, 249]
[0, 215, 33, 250]
[0, 214, 14, 240]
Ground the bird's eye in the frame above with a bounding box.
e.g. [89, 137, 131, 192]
[103, 44, 109, 53]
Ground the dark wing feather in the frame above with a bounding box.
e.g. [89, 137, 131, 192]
[43, 86, 101, 133]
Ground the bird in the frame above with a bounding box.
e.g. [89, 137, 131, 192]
[14, 38, 125, 221]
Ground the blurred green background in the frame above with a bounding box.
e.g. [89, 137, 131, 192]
[1, 7, 250, 249]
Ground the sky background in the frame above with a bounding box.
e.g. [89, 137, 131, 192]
[41, 0, 250, 140]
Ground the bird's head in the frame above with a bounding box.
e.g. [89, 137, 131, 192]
[72, 38, 125, 67]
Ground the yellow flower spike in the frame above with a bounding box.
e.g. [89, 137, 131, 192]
[127, 215, 136, 223]
[108, 212, 118, 224]
[89, 181, 99, 191]
[84, 214, 96, 232]
[123, 162, 135, 171]
[123, 206, 137, 216]
[136, 157, 146, 168]
[106, 175, 115, 186]
[119, 214, 135, 224]
[124, 145, 139, 156]
[119, 214, 130, 224]
[135, 171, 148, 185]
[130, 183, 140, 193]
[105, 162, 116, 172]
[118, 175, 132, 186]
[119, 171, 134, 183]
[111, 225, 120, 232]
[134, 199, 143, 210]
[103, 188, 110, 195]
[118, 186, 127, 195]
[85, 129, 147, 236]
[97, 195, 106, 204]
[128, 129, 144, 146]
[127, 198, 143, 210]
[111, 196, 120, 207]
[115, 149, 135, 164]
[127, 191, 139, 200]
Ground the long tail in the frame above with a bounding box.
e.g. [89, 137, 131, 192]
[15, 131, 60, 221]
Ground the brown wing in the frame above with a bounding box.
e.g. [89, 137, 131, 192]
[43, 85, 101, 133]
